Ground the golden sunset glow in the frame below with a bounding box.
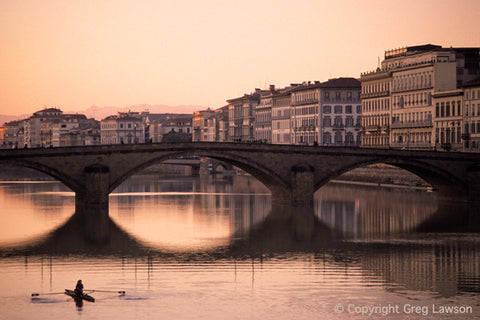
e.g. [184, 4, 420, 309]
[1, 0, 479, 115]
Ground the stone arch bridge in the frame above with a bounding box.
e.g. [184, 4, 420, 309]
[1, 142, 480, 213]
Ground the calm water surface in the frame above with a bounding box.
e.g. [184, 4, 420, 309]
[0, 174, 479, 319]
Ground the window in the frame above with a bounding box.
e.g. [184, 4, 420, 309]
[323, 105, 331, 113]
[345, 117, 354, 126]
[334, 105, 342, 114]
[334, 117, 343, 127]
[334, 132, 342, 144]
[323, 117, 331, 127]
[323, 132, 331, 144]
[345, 105, 352, 114]
[356, 105, 361, 113]
[345, 132, 354, 144]
[335, 92, 341, 99]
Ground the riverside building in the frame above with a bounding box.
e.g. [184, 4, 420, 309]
[361, 44, 480, 150]
[462, 78, 480, 151]
[100, 111, 145, 144]
[227, 89, 267, 143]
[290, 78, 361, 146]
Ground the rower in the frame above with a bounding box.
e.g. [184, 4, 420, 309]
[74, 280, 84, 295]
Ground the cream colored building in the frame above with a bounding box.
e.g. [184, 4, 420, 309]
[361, 45, 480, 150]
[227, 89, 265, 142]
[319, 78, 362, 147]
[192, 109, 215, 142]
[432, 90, 463, 151]
[100, 112, 145, 144]
[254, 86, 275, 143]
[291, 82, 320, 145]
[360, 70, 391, 148]
[462, 79, 480, 152]
[271, 90, 293, 144]
[0, 120, 24, 149]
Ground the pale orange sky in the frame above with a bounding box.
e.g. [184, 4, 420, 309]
[0, 0, 479, 115]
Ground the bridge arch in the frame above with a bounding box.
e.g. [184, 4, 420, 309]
[312, 157, 467, 200]
[109, 150, 290, 198]
[0, 160, 82, 193]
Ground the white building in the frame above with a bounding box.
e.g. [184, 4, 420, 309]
[319, 78, 362, 147]
[149, 114, 192, 143]
[462, 78, 480, 152]
[360, 70, 392, 148]
[271, 89, 294, 144]
[24, 108, 63, 147]
[254, 85, 276, 143]
[100, 112, 145, 144]
[290, 78, 361, 146]
[432, 89, 463, 151]
[361, 44, 480, 150]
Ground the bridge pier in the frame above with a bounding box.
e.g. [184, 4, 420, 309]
[467, 167, 480, 203]
[270, 164, 316, 240]
[75, 164, 110, 213]
[290, 164, 315, 239]
[74, 164, 111, 242]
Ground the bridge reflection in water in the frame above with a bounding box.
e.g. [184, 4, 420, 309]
[1, 175, 479, 302]
[3, 200, 480, 300]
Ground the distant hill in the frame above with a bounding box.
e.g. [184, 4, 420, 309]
[75, 104, 203, 120]
[0, 114, 31, 125]
[0, 104, 206, 124]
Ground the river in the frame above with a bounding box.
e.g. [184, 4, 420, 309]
[0, 174, 479, 319]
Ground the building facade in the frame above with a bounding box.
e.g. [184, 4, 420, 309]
[150, 114, 192, 143]
[291, 82, 320, 145]
[192, 109, 215, 142]
[319, 78, 362, 147]
[227, 90, 264, 142]
[254, 85, 276, 143]
[290, 78, 361, 146]
[100, 112, 145, 144]
[361, 45, 480, 150]
[360, 70, 392, 148]
[432, 90, 463, 151]
[0, 120, 24, 149]
[462, 79, 480, 151]
[271, 89, 293, 144]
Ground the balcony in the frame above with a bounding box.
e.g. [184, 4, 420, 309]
[390, 120, 432, 129]
[291, 98, 318, 106]
[294, 125, 316, 132]
[332, 124, 345, 130]
[361, 91, 390, 99]
[390, 142, 433, 149]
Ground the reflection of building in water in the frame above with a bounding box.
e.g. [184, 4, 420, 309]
[112, 175, 271, 236]
[315, 184, 437, 238]
[194, 175, 271, 235]
[316, 199, 361, 238]
[360, 241, 480, 298]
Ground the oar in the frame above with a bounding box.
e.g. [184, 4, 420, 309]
[31, 292, 65, 297]
[90, 290, 126, 295]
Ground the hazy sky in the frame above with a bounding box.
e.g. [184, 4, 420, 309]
[1, 0, 479, 115]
